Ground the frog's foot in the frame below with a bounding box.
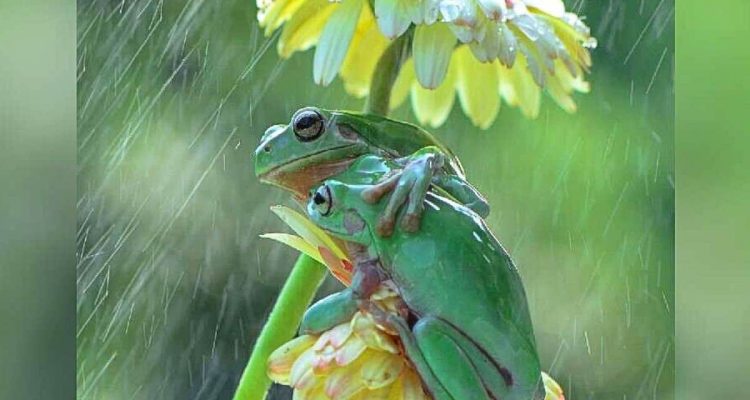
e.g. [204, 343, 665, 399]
[361, 154, 438, 236]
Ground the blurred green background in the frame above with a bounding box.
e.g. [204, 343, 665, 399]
[0, 1, 76, 399]
[76, 1, 673, 399]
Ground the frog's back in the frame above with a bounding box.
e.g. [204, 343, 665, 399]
[333, 111, 466, 177]
[376, 194, 541, 394]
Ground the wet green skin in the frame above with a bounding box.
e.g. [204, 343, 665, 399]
[302, 155, 545, 400]
[254, 107, 489, 235]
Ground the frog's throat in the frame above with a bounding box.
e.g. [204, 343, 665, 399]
[260, 157, 357, 198]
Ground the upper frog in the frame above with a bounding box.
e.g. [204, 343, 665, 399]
[254, 106, 465, 197]
[255, 107, 490, 235]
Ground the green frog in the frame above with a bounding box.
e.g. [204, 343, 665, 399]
[254, 107, 489, 235]
[299, 155, 545, 400]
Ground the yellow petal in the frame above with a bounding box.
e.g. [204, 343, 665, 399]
[360, 351, 404, 389]
[325, 354, 370, 399]
[318, 246, 353, 286]
[259, 0, 305, 35]
[311, 352, 337, 376]
[413, 23, 455, 89]
[389, 58, 415, 111]
[369, 282, 399, 301]
[340, 6, 390, 98]
[334, 334, 368, 366]
[294, 381, 327, 400]
[513, 31, 548, 86]
[351, 312, 400, 353]
[525, 0, 566, 18]
[545, 73, 577, 113]
[268, 335, 317, 384]
[290, 348, 318, 390]
[353, 385, 391, 400]
[476, 0, 508, 21]
[554, 59, 589, 93]
[498, 57, 541, 118]
[375, 297, 402, 314]
[386, 374, 405, 400]
[260, 233, 325, 264]
[410, 60, 456, 128]
[541, 13, 593, 68]
[278, 0, 336, 58]
[314, 322, 353, 352]
[374, 0, 412, 38]
[314, 0, 364, 85]
[370, 283, 402, 314]
[270, 205, 348, 261]
[455, 46, 500, 129]
[397, 369, 429, 400]
[542, 371, 565, 400]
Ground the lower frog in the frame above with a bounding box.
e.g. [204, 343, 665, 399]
[298, 155, 545, 400]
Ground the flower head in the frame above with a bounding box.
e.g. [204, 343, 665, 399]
[257, 0, 596, 128]
[267, 283, 431, 399]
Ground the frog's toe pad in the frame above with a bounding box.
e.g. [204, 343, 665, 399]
[361, 189, 380, 204]
[401, 212, 421, 233]
[376, 216, 395, 237]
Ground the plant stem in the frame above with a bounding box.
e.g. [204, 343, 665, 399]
[235, 27, 411, 400]
[365, 30, 412, 116]
[232, 255, 327, 400]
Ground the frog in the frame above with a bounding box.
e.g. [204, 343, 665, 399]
[254, 106, 489, 236]
[298, 155, 545, 400]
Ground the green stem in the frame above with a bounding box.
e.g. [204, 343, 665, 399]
[365, 30, 412, 116]
[232, 255, 327, 400]
[235, 26, 412, 400]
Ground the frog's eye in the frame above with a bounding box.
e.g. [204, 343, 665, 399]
[312, 185, 333, 216]
[292, 108, 325, 142]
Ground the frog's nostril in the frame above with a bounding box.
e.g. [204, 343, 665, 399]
[263, 145, 271, 153]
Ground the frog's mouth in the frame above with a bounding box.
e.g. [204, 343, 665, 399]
[258, 152, 359, 198]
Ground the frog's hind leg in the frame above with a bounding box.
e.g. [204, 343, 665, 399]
[388, 315, 493, 400]
[416, 318, 520, 400]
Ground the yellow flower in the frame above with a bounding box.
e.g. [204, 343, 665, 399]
[267, 283, 431, 400]
[262, 205, 567, 399]
[257, 0, 595, 129]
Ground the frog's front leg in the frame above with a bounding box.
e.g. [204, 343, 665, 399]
[361, 146, 446, 236]
[299, 258, 385, 334]
[299, 289, 358, 334]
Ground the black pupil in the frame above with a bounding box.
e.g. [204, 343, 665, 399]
[297, 115, 316, 130]
[313, 191, 327, 205]
[294, 111, 322, 140]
